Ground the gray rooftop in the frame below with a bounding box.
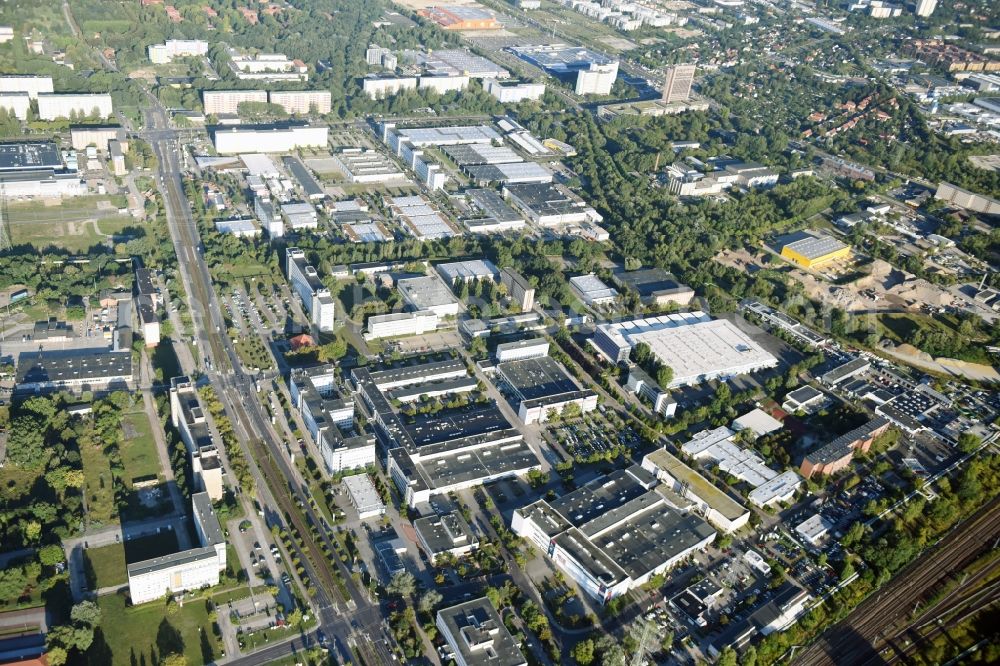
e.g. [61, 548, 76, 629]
[437, 597, 527, 666]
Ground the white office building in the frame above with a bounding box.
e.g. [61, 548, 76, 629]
[213, 124, 328, 155]
[365, 310, 439, 340]
[485, 79, 545, 103]
[203, 89, 268, 115]
[342, 474, 386, 519]
[362, 76, 417, 98]
[418, 75, 470, 94]
[286, 247, 335, 332]
[575, 62, 618, 95]
[37, 93, 113, 120]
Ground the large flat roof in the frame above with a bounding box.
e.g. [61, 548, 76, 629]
[414, 511, 478, 554]
[437, 598, 526, 666]
[398, 276, 460, 310]
[0, 141, 61, 171]
[16, 350, 132, 386]
[643, 448, 748, 521]
[783, 234, 848, 260]
[496, 356, 579, 401]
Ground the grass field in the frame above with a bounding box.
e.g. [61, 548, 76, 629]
[10, 215, 137, 252]
[120, 409, 161, 485]
[90, 593, 221, 666]
[83, 542, 127, 590]
[79, 439, 118, 527]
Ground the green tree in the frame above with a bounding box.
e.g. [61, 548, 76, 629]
[38, 545, 66, 567]
[418, 590, 443, 616]
[958, 433, 981, 454]
[572, 638, 596, 665]
[6, 416, 47, 468]
[386, 571, 416, 598]
[718, 646, 738, 666]
[655, 364, 674, 388]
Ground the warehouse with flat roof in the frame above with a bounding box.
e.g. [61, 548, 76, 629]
[437, 598, 526, 666]
[494, 355, 598, 424]
[780, 234, 850, 269]
[398, 275, 461, 317]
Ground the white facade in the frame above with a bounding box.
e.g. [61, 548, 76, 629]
[213, 125, 328, 155]
[363, 76, 417, 98]
[0, 75, 53, 99]
[148, 39, 208, 64]
[127, 548, 220, 605]
[343, 474, 386, 519]
[365, 310, 439, 339]
[418, 75, 470, 94]
[203, 89, 268, 115]
[269, 90, 332, 115]
[575, 63, 618, 95]
[286, 247, 335, 332]
[485, 79, 545, 103]
[0, 92, 30, 120]
[0, 173, 87, 198]
[37, 93, 113, 120]
[915, 0, 936, 16]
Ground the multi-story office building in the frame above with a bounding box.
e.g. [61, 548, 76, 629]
[415, 512, 480, 563]
[437, 598, 527, 666]
[36, 93, 113, 120]
[362, 75, 417, 98]
[254, 197, 283, 238]
[494, 337, 548, 363]
[500, 267, 534, 312]
[485, 79, 545, 103]
[286, 247, 335, 331]
[493, 354, 598, 424]
[169, 376, 225, 500]
[202, 89, 268, 115]
[269, 90, 332, 115]
[365, 310, 439, 340]
[289, 365, 377, 473]
[575, 62, 618, 95]
[662, 64, 696, 103]
[126, 492, 226, 604]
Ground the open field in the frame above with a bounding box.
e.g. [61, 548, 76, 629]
[90, 592, 221, 666]
[120, 410, 161, 485]
[79, 439, 119, 527]
[83, 542, 127, 590]
[10, 216, 137, 252]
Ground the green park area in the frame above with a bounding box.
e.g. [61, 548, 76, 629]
[83, 543, 127, 590]
[119, 409, 161, 486]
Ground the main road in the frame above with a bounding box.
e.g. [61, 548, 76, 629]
[139, 92, 394, 666]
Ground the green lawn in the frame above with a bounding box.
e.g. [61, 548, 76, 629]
[83, 543, 127, 590]
[79, 439, 119, 527]
[119, 410, 161, 485]
[9, 215, 137, 252]
[89, 593, 221, 666]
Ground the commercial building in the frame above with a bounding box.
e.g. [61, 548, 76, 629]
[419, 75, 471, 94]
[591, 313, 778, 387]
[732, 408, 784, 437]
[414, 512, 480, 563]
[362, 75, 418, 98]
[625, 366, 677, 418]
[342, 474, 386, 519]
[569, 274, 618, 306]
[169, 376, 224, 500]
[0, 75, 53, 99]
[419, 5, 502, 30]
[820, 357, 870, 386]
[437, 598, 526, 666]
[934, 181, 1000, 215]
[212, 123, 327, 155]
[36, 93, 113, 120]
[269, 90, 332, 115]
[127, 492, 226, 604]
[662, 64, 696, 103]
[365, 310, 439, 340]
[782, 385, 825, 413]
[148, 39, 208, 64]
[388, 194, 459, 239]
[503, 182, 603, 227]
[642, 448, 751, 533]
[203, 89, 268, 115]
[781, 235, 851, 269]
[398, 275, 461, 317]
[795, 514, 833, 546]
[509, 44, 619, 95]
[289, 365, 376, 473]
[286, 247, 335, 331]
[612, 267, 694, 306]
[415, 48, 509, 79]
[0, 92, 29, 120]
[354, 360, 541, 507]
[436, 259, 499, 286]
[0, 141, 61, 172]
[15, 350, 132, 394]
[493, 354, 598, 424]
[330, 149, 405, 184]
[215, 217, 260, 237]
[500, 267, 534, 312]
[485, 79, 545, 103]
[494, 337, 549, 363]
[800, 417, 890, 478]
[513, 467, 716, 603]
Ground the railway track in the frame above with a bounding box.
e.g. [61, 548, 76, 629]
[795, 495, 1000, 666]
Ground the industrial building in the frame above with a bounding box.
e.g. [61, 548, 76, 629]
[342, 474, 386, 519]
[466, 161, 552, 185]
[435, 259, 499, 286]
[662, 64, 696, 103]
[280, 202, 318, 230]
[442, 143, 522, 166]
[414, 512, 480, 563]
[382, 123, 500, 148]
[494, 337, 549, 363]
[214, 217, 260, 237]
[290, 365, 376, 473]
[353, 360, 541, 507]
[782, 385, 826, 413]
[330, 149, 405, 184]
[509, 44, 619, 95]
[15, 350, 133, 394]
[800, 417, 890, 478]
[365, 310, 439, 340]
[414, 48, 509, 79]
[269, 90, 332, 115]
[464, 189, 527, 234]
[592, 313, 778, 387]
[820, 357, 871, 386]
[503, 182, 603, 227]
[625, 366, 677, 418]
[493, 354, 598, 424]
[169, 376, 225, 500]
[398, 275, 461, 317]
[213, 123, 327, 155]
[202, 89, 268, 115]
[36, 93, 113, 120]
[642, 447, 751, 533]
[569, 274, 618, 306]
[934, 181, 1000, 215]
[612, 267, 694, 306]
[437, 598, 526, 666]
[485, 79, 545, 103]
[126, 492, 226, 604]
[418, 5, 502, 30]
[732, 408, 784, 437]
[513, 467, 716, 603]
[286, 247, 336, 331]
[780, 234, 851, 269]
[500, 267, 535, 312]
[148, 39, 208, 64]
[388, 195, 459, 239]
